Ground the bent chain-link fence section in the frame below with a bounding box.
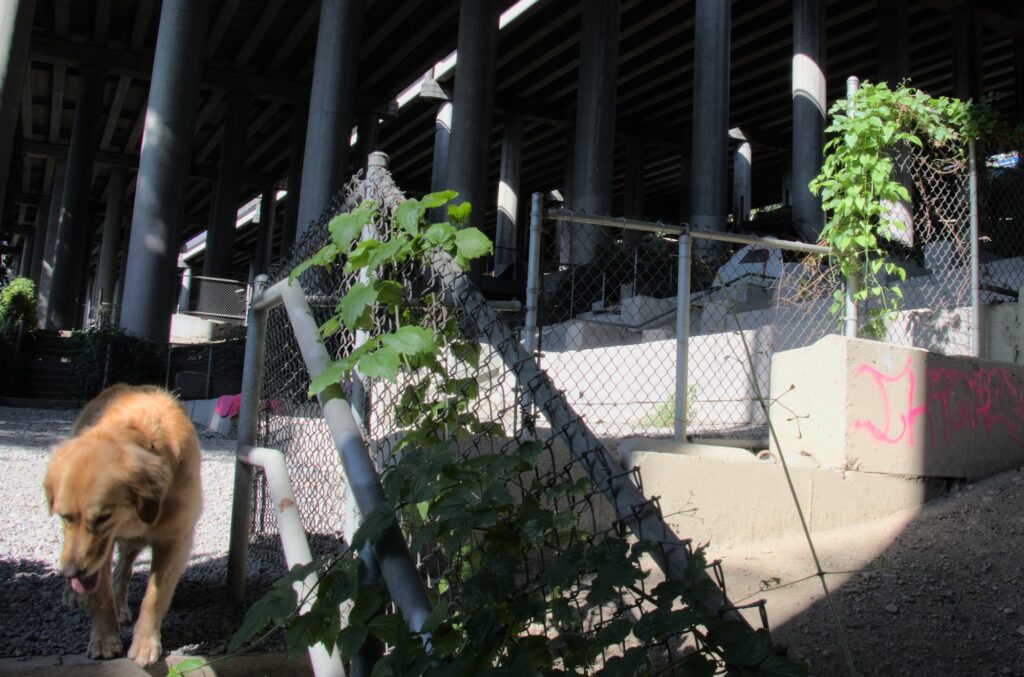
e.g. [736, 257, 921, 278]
[248, 167, 767, 670]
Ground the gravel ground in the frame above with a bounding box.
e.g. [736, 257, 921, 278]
[0, 405, 285, 660]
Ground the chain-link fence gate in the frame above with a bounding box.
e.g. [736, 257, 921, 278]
[228, 155, 774, 673]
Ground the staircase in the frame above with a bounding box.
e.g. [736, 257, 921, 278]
[3, 330, 80, 404]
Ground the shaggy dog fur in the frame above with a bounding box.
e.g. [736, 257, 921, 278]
[43, 385, 202, 666]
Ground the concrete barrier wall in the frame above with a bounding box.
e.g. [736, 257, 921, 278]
[769, 335, 1024, 479]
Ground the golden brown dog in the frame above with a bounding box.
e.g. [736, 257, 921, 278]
[43, 384, 202, 666]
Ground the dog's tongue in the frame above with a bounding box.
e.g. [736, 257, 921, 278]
[71, 572, 99, 594]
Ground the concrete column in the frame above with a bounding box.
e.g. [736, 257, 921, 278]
[495, 113, 522, 276]
[1016, 40, 1024, 124]
[252, 185, 276, 275]
[47, 65, 105, 330]
[556, 135, 574, 266]
[17, 233, 32, 277]
[356, 111, 381, 174]
[295, 0, 363, 240]
[203, 90, 249, 278]
[445, 0, 500, 235]
[28, 200, 47, 283]
[95, 166, 126, 314]
[0, 0, 35, 222]
[120, 0, 207, 340]
[570, 0, 620, 265]
[36, 162, 64, 327]
[791, 0, 826, 243]
[733, 141, 752, 225]
[951, 3, 981, 101]
[428, 101, 452, 223]
[177, 265, 192, 311]
[689, 0, 730, 240]
[877, 0, 909, 85]
[280, 102, 307, 258]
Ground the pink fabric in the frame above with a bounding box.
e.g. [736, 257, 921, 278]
[214, 394, 242, 418]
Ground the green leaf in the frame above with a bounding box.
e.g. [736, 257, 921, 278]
[381, 325, 437, 358]
[421, 190, 458, 209]
[319, 315, 342, 339]
[396, 199, 426, 235]
[376, 279, 404, 306]
[352, 504, 395, 550]
[329, 211, 367, 251]
[308, 360, 348, 398]
[707, 621, 772, 668]
[167, 658, 208, 677]
[340, 281, 379, 331]
[336, 624, 371, 663]
[755, 652, 811, 676]
[425, 222, 456, 247]
[228, 579, 299, 652]
[358, 345, 402, 380]
[454, 227, 493, 260]
[447, 201, 472, 225]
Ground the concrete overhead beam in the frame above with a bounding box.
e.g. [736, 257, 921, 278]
[20, 139, 272, 184]
[29, 36, 397, 112]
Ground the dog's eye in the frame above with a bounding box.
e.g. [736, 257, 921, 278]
[94, 513, 112, 526]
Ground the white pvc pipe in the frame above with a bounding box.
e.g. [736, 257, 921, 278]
[238, 445, 345, 677]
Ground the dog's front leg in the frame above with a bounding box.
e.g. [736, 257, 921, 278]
[112, 540, 144, 626]
[128, 538, 190, 667]
[82, 561, 122, 660]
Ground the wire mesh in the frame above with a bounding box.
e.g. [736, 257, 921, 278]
[248, 168, 765, 671]
[978, 148, 1024, 305]
[186, 275, 248, 324]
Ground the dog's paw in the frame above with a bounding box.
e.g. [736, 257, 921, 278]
[115, 600, 132, 626]
[87, 631, 123, 660]
[127, 631, 162, 668]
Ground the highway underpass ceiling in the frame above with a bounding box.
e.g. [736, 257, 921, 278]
[11, 0, 1022, 280]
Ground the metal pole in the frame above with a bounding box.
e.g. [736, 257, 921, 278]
[844, 75, 860, 339]
[969, 139, 982, 357]
[674, 234, 692, 442]
[205, 345, 214, 398]
[278, 280, 434, 635]
[226, 274, 271, 603]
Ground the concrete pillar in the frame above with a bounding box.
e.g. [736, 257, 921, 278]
[791, 0, 826, 243]
[295, 0, 363, 241]
[28, 200, 47, 283]
[356, 111, 381, 174]
[570, 0, 620, 265]
[120, 0, 207, 340]
[428, 101, 452, 223]
[280, 102, 307, 258]
[36, 162, 64, 327]
[877, 0, 909, 85]
[177, 265, 192, 312]
[1016, 40, 1024, 124]
[17, 233, 32, 277]
[556, 135, 574, 266]
[0, 0, 35, 222]
[47, 65, 105, 330]
[95, 166, 126, 315]
[495, 113, 522, 276]
[203, 90, 249, 278]
[689, 0, 730, 240]
[445, 0, 500, 235]
[733, 141, 752, 225]
[252, 185, 276, 275]
[951, 3, 981, 101]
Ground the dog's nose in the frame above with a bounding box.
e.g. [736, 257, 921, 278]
[62, 565, 86, 580]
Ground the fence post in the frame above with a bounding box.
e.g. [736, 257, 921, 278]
[674, 233, 692, 442]
[844, 75, 861, 339]
[969, 138, 982, 357]
[226, 274, 270, 604]
[204, 345, 214, 398]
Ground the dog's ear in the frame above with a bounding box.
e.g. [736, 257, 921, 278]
[43, 450, 65, 515]
[123, 444, 173, 525]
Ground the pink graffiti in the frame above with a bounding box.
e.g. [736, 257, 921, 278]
[852, 358, 924, 444]
[852, 358, 1024, 448]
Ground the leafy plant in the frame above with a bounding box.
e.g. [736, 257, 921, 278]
[214, 191, 807, 676]
[0, 276, 35, 338]
[810, 82, 993, 337]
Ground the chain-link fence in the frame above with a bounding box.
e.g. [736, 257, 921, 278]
[979, 148, 1024, 304]
[243, 162, 766, 671]
[183, 275, 247, 324]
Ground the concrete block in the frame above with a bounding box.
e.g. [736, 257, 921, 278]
[625, 451, 942, 544]
[170, 313, 217, 341]
[182, 397, 235, 434]
[770, 334, 1024, 479]
[617, 438, 759, 466]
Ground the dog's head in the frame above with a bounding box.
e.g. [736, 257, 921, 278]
[43, 432, 172, 594]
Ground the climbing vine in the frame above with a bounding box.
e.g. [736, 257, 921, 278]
[810, 81, 994, 337]
[181, 192, 808, 676]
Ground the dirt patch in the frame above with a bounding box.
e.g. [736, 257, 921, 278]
[715, 466, 1024, 675]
